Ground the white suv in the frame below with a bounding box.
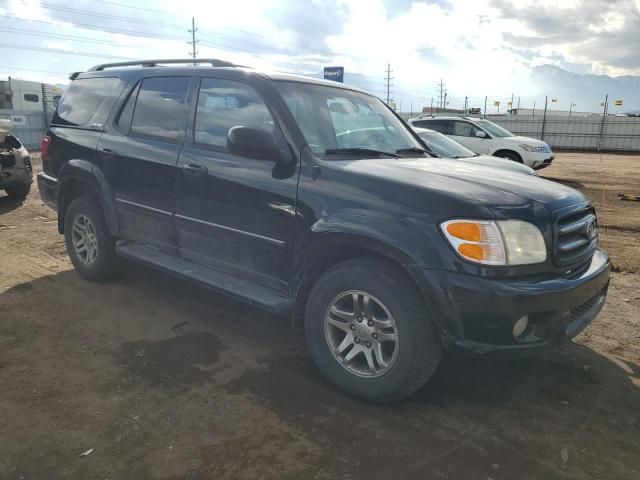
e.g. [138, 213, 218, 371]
[408, 116, 554, 169]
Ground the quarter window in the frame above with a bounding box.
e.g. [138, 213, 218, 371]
[54, 77, 121, 126]
[24, 93, 39, 103]
[130, 76, 190, 141]
[194, 78, 274, 147]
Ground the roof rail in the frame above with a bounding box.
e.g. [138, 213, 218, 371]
[87, 58, 239, 72]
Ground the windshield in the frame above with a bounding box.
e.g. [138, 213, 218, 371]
[416, 130, 475, 158]
[475, 119, 515, 138]
[274, 81, 424, 157]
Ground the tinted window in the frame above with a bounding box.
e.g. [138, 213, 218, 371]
[452, 121, 480, 137]
[194, 78, 274, 147]
[423, 120, 450, 134]
[116, 83, 139, 133]
[54, 77, 120, 126]
[24, 93, 39, 103]
[130, 77, 190, 141]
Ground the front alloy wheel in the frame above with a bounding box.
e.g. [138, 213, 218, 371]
[325, 291, 399, 377]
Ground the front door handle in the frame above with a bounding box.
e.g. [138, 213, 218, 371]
[183, 164, 208, 176]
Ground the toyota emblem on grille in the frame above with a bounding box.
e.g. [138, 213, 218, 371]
[586, 221, 596, 239]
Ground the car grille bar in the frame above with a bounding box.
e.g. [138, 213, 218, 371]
[554, 206, 598, 267]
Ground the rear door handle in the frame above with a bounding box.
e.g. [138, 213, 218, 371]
[183, 164, 208, 175]
[98, 147, 116, 156]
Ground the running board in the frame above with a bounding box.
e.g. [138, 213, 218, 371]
[116, 241, 294, 315]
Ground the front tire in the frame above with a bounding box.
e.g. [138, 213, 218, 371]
[497, 151, 523, 163]
[305, 257, 442, 402]
[64, 196, 120, 281]
[5, 183, 31, 199]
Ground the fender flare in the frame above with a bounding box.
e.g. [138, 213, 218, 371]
[57, 159, 119, 236]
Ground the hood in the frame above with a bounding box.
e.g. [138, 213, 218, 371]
[457, 155, 535, 175]
[500, 136, 550, 148]
[330, 157, 585, 213]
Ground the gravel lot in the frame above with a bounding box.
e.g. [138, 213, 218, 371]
[1, 152, 639, 479]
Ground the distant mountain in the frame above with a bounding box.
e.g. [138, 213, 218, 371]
[531, 65, 640, 112]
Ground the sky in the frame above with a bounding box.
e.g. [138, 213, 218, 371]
[1, 0, 639, 112]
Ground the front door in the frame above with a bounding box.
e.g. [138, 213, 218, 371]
[449, 120, 491, 154]
[175, 77, 298, 291]
[100, 76, 193, 253]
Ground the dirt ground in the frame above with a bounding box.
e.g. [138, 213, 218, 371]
[1, 152, 639, 480]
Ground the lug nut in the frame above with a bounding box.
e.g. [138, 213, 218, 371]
[350, 324, 356, 330]
[367, 320, 374, 327]
[355, 338, 360, 344]
[365, 341, 371, 348]
[357, 316, 363, 323]
[372, 333, 378, 339]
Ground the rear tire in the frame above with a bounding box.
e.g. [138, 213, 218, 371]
[64, 196, 120, 281]
[305, 257, 442, 402]
[5, 183, 31, 199]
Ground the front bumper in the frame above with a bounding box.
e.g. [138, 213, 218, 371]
[526, 151, 554, 170]
[413, 249, 610, 358]
[37, 172, 58, 210]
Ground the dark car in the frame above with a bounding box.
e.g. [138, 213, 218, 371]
[38, 59, 609, 402]
[0, 119, 33, 199]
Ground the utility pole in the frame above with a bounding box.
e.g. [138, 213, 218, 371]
[569, 101, 574, 117]
[464, 96, 468, 112]
[598, 94, 609, 152]
[483, 96, 487, 119]
[384, 63, 394, 106]
[532, 100, 536, 117]
[437, 78, 446, 110]
[430, 97, 433, 115]
[517, 96, 521, 109]
[410, 100, 413, 117]
[443, 92, 447, 111]
[541, 95, 549, 141]
[510, 93, 514, 112]
[188, 16, 199, 64]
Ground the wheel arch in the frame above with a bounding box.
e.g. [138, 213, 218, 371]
[492, 149, 523, 163]
[290, 231, 427, 330]
[57, 160, 118, 236]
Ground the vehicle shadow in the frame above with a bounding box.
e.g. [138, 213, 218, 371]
[0, 193, 27, 215]
[2, 265, 639, 480]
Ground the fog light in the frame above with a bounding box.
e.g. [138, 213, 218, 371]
[513, 315, 529, 338]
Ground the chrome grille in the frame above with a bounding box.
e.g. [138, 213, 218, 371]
[555, 206, 598, 267]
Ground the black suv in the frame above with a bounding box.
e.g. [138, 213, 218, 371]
[38, 59, 610, 402]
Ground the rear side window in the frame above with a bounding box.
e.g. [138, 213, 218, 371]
[423, 120, 450, 134]
[54, 77, 121, 127]
[24, 93, 39, 103]
[194, 78, 274, 147]
[130, 76, 190, 142]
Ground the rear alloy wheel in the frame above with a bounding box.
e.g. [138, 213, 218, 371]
[64, 196, 120, 281]
[305, 257, 442, 403]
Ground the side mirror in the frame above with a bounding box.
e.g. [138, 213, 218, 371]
[475, 130, 487, 138]
[227, 126, 283, 162]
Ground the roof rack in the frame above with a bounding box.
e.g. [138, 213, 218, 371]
[87, 58, 240, 72]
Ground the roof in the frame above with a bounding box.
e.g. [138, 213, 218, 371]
[73, 58, 371, 95]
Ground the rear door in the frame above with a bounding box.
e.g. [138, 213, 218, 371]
[175, 76, 298, 291]
[449, 120, 491, 154]
[99, 75, 194, 253]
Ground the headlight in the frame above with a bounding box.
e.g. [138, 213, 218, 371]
[441, 219, 547, 266]
[519, 144, 536, 152]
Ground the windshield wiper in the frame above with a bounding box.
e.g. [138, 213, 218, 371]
[324, 148, 401, 158]
[395, 147, 429, 155]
